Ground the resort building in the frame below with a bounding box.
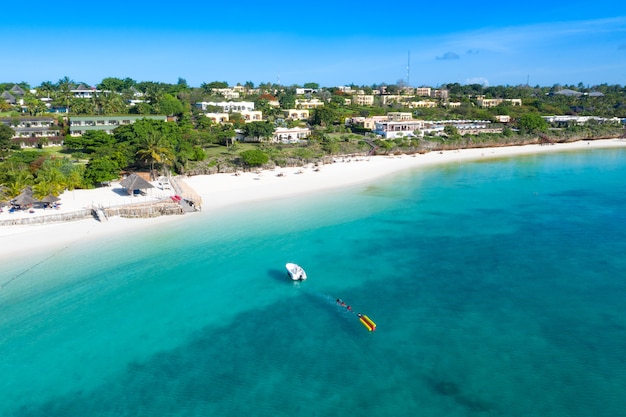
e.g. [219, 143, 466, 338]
[427, 119, 502, 135]
[272, 127, 311, 143]
[431, 89, 449, 99]
[295, 99, 325, 109]
[475, 97, 522, 107]
[542, 115, 623, 127]
[387, 112, 413, 122]
[236, 127, 311, 143]
[336, 86, 354, 94]
[296, 88, 319, 95]
[2, 91, 17, 105]
[204, 113, 230, 123]
[380, 95, 411, 105]
[406, 100, 438, 108]
[414, 87, 432, 97]
[374, 120, 425, 139]
[1, 117, 64, 147]
[195, 101, 255, 112]
[284, 109, 310, 120]
[240, 110, 263, 122]
[345, 116, 388, 131]
[70, 84, 110, 99]
[69, 115, 167, 136]
[352, 95, 375, 106]
[211, 88, 240, 99]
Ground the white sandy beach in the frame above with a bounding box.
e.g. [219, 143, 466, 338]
[1, 138, 625, 262]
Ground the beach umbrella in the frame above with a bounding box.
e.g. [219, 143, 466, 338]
[120, 173, 154, 195]
[40, 194, 61, 203]
[12, 191, 38, 206]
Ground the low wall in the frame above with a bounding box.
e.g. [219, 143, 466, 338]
[0, 200, 187, 227]
[0, 209, 92, 226]
[104, 201, 185, 218]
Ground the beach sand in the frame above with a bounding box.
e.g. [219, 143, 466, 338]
[1, 139, 625, 262]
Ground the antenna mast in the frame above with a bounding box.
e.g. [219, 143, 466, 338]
[407, 50, 411, 87]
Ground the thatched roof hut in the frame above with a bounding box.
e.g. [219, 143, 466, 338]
[120, 173, 154, 195]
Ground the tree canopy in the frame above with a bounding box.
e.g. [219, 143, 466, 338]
[242, 121, 275, 141]
[0, 124, 15, 159]
[517, 113, 549, 134]
[239, 149, 268, 167]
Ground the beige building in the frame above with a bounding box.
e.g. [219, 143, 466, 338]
[211, 88, 241, 99]
[205, 113, 230, 123]
[295, 99, 325, 109]
[240, 110, 263, 122]
[406, 100, 438, 108]
[352, 95, 375, 106]
[284, 109, 310, 120]
[380, 95, 413, 105]
[345, 116, 388, 130]
[387, 112, 413, 122]
[431, 89, 449, 99]
[476, 97, 522, 107]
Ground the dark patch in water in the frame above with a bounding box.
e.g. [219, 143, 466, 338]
[434, 380, 460, 396]
[426, 377, 493, 413]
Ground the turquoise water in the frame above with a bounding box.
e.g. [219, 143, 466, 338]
[2, 148, 626, 416]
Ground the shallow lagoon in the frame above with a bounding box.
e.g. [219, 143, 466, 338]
[2, 148, 626, 416]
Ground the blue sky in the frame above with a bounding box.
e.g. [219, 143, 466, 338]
[2, 1, 625, 88]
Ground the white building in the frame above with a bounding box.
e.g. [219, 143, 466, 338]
[272, 127, 311, 143]
[374, 120, 425, 139]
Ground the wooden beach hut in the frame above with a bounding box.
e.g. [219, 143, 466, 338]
[120, 173, 155, 196]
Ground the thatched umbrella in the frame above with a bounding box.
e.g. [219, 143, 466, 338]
[120, 173, 154, 195]
[12, 190, 38, 207]
[40, 194, 61, 203]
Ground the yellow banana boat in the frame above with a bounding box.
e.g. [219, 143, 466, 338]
[358, 313, 376, 331]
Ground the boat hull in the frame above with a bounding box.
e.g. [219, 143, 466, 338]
[285, 263, 307, 280]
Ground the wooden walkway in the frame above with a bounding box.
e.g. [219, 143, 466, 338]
[170, 177, 202, 210]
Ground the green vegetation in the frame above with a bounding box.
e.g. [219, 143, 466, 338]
[1, 77, 625, 201]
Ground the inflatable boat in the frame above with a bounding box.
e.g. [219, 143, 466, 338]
[358, 313, 376, 331]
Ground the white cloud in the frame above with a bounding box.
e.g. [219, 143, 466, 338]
[465, 77, 489, 86]
[436, 52, 460, 60]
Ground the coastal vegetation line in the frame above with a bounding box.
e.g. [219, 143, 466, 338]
[1, 78, 625, 205]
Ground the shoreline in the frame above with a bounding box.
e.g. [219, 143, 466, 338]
[1, 138, 625, 262]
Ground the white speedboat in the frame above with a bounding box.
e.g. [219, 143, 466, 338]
[285, 263, 307, 281]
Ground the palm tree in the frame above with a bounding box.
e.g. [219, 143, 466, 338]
[32, 180, 60, 201]
[102, 94, 127, 114]
[136, 132, 174, 179]
[56, 76, 75, 111]
[3, 164, 33, 198]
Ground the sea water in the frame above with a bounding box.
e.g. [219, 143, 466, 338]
[1, 148, 626, 417]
